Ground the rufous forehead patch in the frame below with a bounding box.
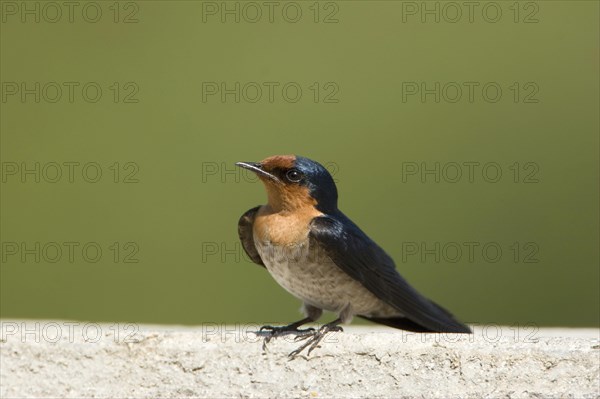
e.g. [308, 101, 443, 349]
[260, 155, 296, 171]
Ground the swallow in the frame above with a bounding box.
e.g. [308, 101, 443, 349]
[236, 155, 471, 357]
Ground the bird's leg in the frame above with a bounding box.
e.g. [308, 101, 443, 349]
[259, 317, 315, 351]
[288, 318, 343, 358]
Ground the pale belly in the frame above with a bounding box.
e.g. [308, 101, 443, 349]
[254, 238, 400, 319]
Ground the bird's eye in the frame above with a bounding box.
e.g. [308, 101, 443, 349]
[286, 169, 302, 183]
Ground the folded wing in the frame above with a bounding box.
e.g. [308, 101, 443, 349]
[237, 206, 265, 267]
[309, 213, 471, 333]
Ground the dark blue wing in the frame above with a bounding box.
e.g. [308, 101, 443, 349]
[309, 212, 471, 333]
[237, 206, 265, 268]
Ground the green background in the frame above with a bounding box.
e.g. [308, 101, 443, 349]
[1, 1, 598, 327]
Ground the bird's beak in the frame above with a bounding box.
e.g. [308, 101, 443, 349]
[235, 162, 281, 183]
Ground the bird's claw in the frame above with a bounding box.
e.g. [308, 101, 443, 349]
[258, 325, 315, 352]
[288, 324, 343, 359]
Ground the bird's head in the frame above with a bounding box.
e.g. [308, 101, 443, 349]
[236, 155, 338, 213]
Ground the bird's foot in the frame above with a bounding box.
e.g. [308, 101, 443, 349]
[259, 324, 315, 351]
[288, 323, 343, 359]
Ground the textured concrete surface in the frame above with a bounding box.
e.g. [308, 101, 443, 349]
[1, 321, 598, 398]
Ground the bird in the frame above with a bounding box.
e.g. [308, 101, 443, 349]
[236, 155, 471, 357]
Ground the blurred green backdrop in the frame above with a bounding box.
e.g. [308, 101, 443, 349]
[1, 1, 598, 327]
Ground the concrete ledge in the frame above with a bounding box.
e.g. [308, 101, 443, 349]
[1, 321, 598, 398]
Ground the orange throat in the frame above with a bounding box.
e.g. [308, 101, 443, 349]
[261, 179, 317, 213]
